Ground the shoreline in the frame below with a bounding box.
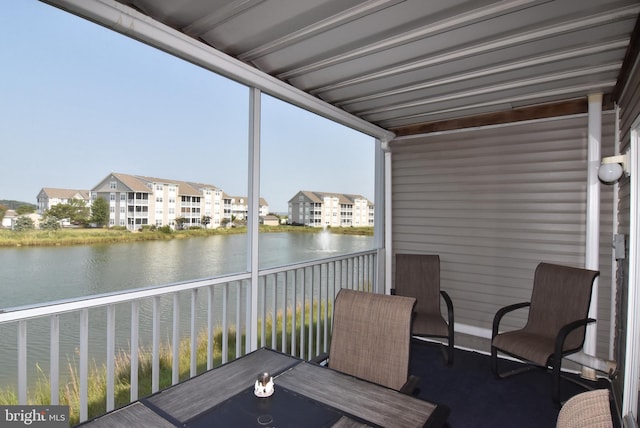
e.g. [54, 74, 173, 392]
[0, 225, 373, 248]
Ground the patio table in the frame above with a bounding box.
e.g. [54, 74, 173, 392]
[78, 347, 449, 428]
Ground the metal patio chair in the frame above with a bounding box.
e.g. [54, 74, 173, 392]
[393, 254, 455, 365]
[312, 288, 419, 394]
[491, 262, 599, 403]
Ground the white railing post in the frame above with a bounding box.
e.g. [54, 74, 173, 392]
[236, 283, 243, 358]
[172, 293, 180, 385]
[292, 270, 298, 357]
[271, 275, 277, 350]
[152, 296, 160, 393]
[190, 289, 198, 377]
[18, 320, 27, 404]
[130, 301, 139, 401]
[79, 308, 89, 422]
[300, 268, 306, 359]
[207, 285, 214, 370]
[50, 315, 59, 405]
[106, 305, 115, 411]
[222, 283, 229, 364]
[282, 272, 288, 353]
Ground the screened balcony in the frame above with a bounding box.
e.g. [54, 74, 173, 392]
[3, 0, 640, 426]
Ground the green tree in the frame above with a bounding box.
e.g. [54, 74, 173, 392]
[90, 197, 109, 227]
[67, 199, 90, 225]
[201, 215, 211, 228]
[16, 205, 35, 215]
[45, 204, 69, 221]
[40, 216, 61, 230]
[14, 216, 35, 231]
[45, 200, 90, 225]
[0, 205, 7, 223]
[175, 217, 187, 230]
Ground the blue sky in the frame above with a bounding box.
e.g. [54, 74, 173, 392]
[0, 1, 375, 213]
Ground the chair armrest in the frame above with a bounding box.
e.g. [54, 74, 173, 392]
[440, 290, 454, 326]
[390, 288, 396, 295]
[554, 317, 597, 358]
[492, 302, 531, 339]
[399, 374, 420, 396]
[310, 352, 329, 366]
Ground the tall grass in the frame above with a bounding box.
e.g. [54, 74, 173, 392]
[0, 301, 331, 425]
[0, 226, 372, 247]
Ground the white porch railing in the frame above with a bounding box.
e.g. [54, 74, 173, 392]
[0, 250, 376, 422]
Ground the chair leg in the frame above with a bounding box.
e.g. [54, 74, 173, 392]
[491, 346, 537, 379]
[491, 345, 498, 376]
[433, 341, 454, 365]
[447, 337, 454, 365]
[552, 354, 563, 405]
[552, 366, 562, 404]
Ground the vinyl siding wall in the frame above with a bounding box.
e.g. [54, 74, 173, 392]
[614, 52, 640, 408]
[391, 112, 616, 359]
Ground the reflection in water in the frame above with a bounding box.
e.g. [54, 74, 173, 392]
[0, 232, 373, 389]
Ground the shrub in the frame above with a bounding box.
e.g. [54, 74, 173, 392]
[13, 216, 35, 231]
[158, 225, 172, 234]
[40, 217, 61, 230]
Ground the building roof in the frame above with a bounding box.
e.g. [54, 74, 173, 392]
[223, 194, 269, 206]
[100, 173, 269, 204]
[111, 173, 152, 193]
[294, 191, 371, 205]
[39, 188, 90, 200]
[109, 173, 218, 196]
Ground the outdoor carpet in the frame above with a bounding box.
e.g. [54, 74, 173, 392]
[410, 341, 616, 428]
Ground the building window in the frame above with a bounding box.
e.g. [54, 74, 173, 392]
[110, 181, 117, 189]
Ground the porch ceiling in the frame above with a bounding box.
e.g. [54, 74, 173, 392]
[113, 0, 638, 135]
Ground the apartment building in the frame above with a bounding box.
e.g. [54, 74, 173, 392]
[288, 191, 373, 227]
[36, 188, 90, 214]
[223, 195, 270, 223]
[91, 173, 268, 230]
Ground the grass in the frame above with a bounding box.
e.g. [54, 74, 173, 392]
[0, 225, 372, 247]
[0, 302, 331, 426]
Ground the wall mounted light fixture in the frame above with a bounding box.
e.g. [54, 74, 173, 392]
[598, 151, 630, 184]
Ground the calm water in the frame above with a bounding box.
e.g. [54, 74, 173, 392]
[0, 231, 373, 389]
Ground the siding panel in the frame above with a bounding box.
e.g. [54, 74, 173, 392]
[613, 52, 639, 407]
[391, 112, 616, 359]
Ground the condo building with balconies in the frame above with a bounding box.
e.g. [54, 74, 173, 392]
[288, 191, 373, 228]
[90, 172, 268, 230]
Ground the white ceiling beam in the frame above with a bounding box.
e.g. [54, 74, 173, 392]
[276, 0, 552, 80]
[374, 81, 616, 127]
[183, 0, 267, 38]
[357, 63, 620, 116]
[334, 39, 629, 107]
[310, 3, 640, 94]
[238, 0, 406, 63]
